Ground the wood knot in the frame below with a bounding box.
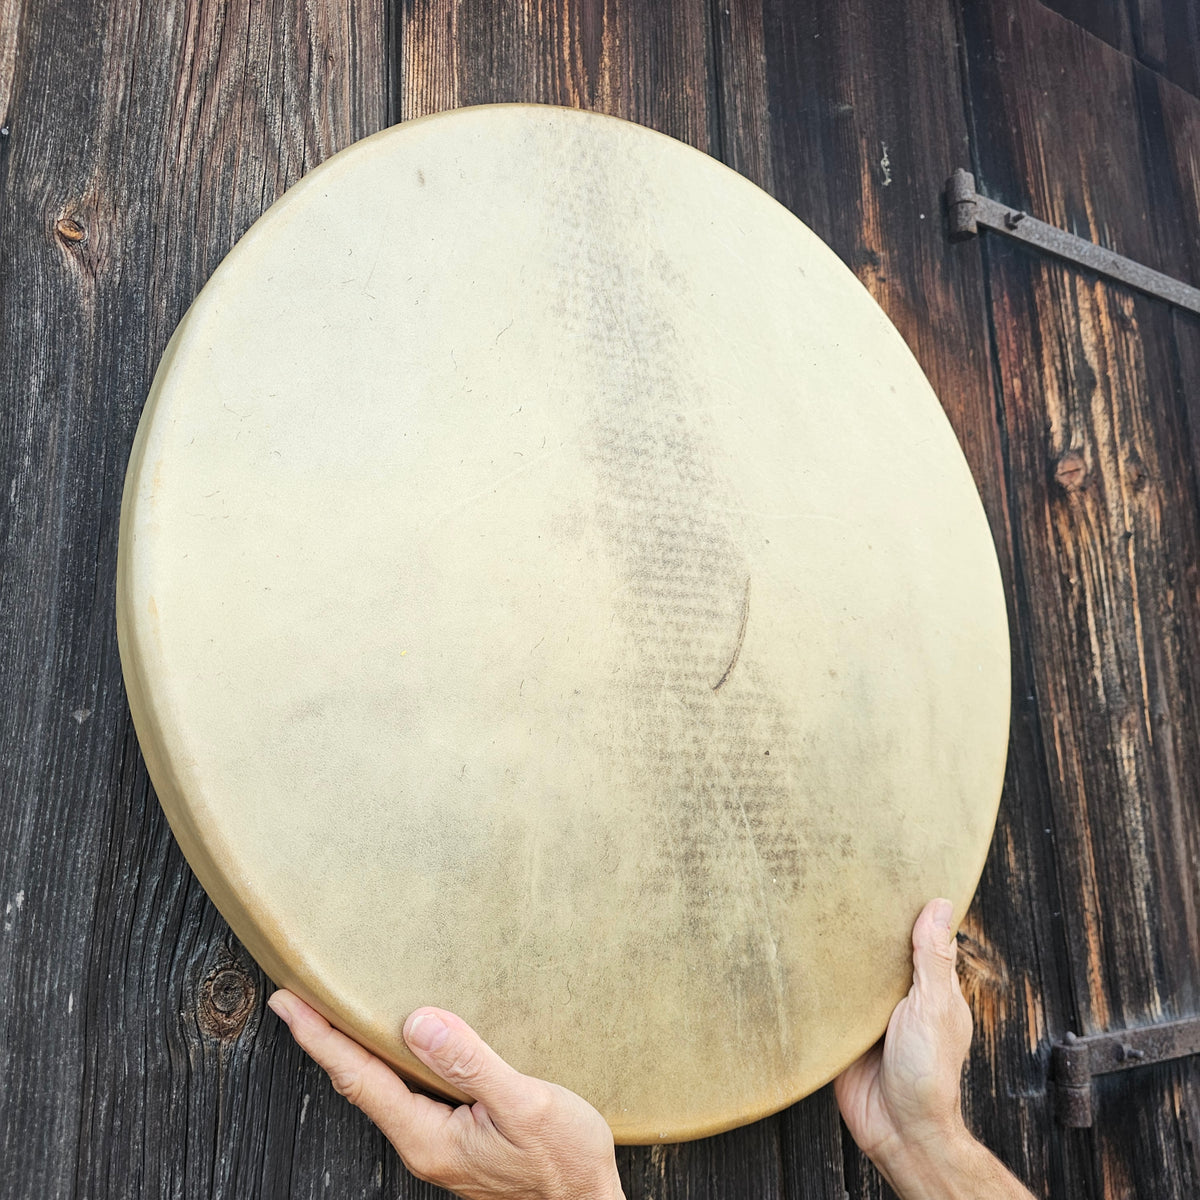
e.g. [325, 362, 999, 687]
[1054, 450, 1088, 493]
[852, 245, 885, 281]
[197, 964, 256, 1040]
[55, 216, 87, 245]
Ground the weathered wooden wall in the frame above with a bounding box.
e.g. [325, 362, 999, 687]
[1, 1, 1197, 1197]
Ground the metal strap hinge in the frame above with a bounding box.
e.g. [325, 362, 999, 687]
[1052, 1016, 1200, 1127]
[945, 169, 1200, 315]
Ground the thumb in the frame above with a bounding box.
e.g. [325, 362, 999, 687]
[911, 897, 958, 996]
[404, 1007, 528, 1111]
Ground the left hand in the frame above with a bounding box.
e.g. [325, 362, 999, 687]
[268, 992, 625, 1200]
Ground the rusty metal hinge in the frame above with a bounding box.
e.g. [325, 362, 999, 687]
[945, 168, 1200, 316]
[1052, 1016, 1200, 1127]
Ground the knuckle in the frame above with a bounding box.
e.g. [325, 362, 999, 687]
[519, 1085, 558, 1128]
[439, 1039, 486, 1089]
[327, 1064, 365, 1108]
[931, 937, 958, 966]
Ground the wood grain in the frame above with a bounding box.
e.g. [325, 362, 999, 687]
[1148, 70, 1200, 497]
[398, 0, 711, 148]
[0, 2, 389, 1197]
[962, 0, 1200, 1193]
[1041, 0, 1200, 100]
[3, 0, 1200, 1196]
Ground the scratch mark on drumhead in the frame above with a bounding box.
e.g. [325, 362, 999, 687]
[429, 444, 561, 523]
[712, 576, 751, 693]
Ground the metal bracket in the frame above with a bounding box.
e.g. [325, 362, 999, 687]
[945, 168, 1200, 315]
[1052, 1016, 1200, 1127]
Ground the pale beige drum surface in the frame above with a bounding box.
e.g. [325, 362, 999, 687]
[117, 104, 1010, 1143]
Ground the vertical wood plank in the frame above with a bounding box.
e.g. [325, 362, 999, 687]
[965, 0, 1200, 1031]
[1145, 74, 1200, 492]
[1040, 0, 1200, 99]
[0, 0, 20, 126]
[962, 1, 1200, 1193]
[398, 0, 710, 149]
[707, 0, 772, 190]
[1038, 0, 1137, 60]
[1129, 0, 1200, 98]
[0, 2, 388, 1196]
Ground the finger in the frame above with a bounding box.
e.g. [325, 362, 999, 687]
[404, 1007, 529, 1113]
[910, 897, 958, 994]
[269, 991, 448, 1151]
[833, 1039, 882, 1105]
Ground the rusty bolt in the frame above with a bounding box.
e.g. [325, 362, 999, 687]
[55, 217, 86, 245]
[1054, 450, 1088, 493]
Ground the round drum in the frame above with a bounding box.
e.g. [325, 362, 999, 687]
[117, 104, 1010, 1143]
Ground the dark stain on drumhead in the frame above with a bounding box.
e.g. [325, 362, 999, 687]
[406, 126, 939, 1111]
[545, 137, 826, 938]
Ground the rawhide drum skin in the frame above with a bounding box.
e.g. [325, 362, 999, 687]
[117, 104, 1010, 1144]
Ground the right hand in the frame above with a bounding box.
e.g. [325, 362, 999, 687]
[834, 897, 973, 1163]
[834, 899, 1036, 1199]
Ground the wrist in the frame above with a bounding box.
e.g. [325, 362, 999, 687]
[869, 1123, 985, 1199]
[584, 1166, 625, 1200]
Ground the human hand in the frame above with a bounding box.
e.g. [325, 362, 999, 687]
[268, 992, 625, 1200]
[834, 898, 1035, 1199]
[834, 898, 972, 1165]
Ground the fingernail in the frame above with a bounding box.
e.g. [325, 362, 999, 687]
[267, 992, 294, 1028]
[405, 1011, 450, 1053]
[932, 899, 953, 930]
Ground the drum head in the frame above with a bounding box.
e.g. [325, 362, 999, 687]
[117, 104, 1009, 1143]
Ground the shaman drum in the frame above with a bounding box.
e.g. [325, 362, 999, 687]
[116, 104, 1010, 1144]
